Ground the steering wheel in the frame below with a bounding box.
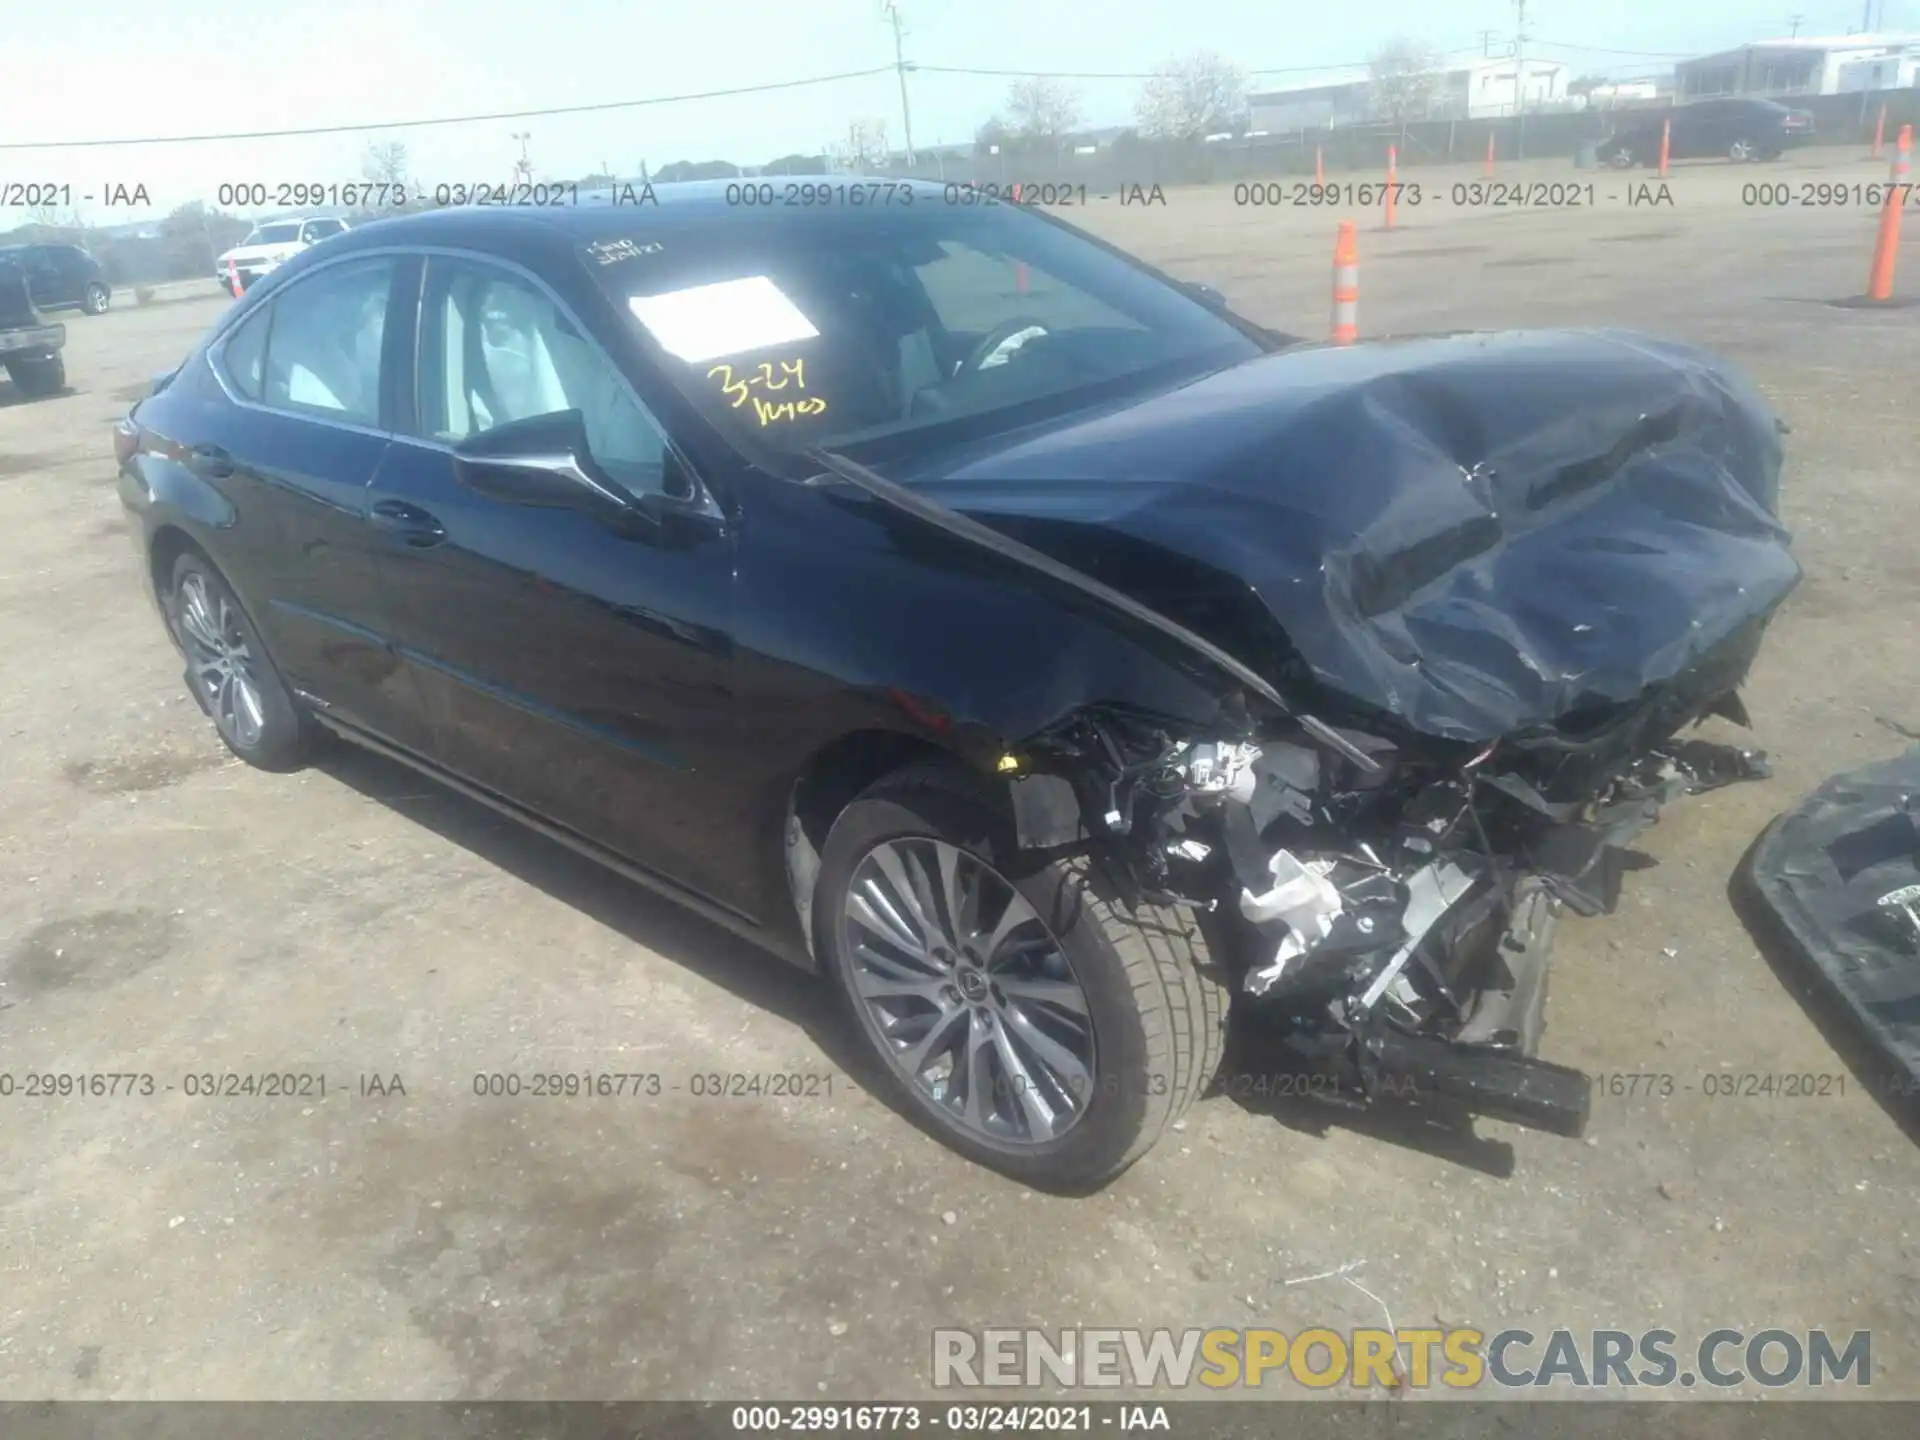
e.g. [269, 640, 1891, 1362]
[961, 316, 1051, 375]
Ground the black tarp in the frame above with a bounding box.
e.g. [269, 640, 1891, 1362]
[1745, 748, 1920, 1088]
[928, 328, 1802, 742]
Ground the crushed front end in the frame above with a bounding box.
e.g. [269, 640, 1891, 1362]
[1005, 689, 1775, 1141]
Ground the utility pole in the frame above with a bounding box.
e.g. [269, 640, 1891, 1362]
[510, 132, 532, 186]
[883, 0, 917, 167]
[1512, 0, 1528, 161]
[1787, 14, 1803, 37]
[1477, 29, 1496, 58]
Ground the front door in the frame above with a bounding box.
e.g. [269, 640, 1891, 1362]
[366, 253, 748, 912]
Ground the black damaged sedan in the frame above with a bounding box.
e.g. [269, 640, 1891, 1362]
[115, 183, 1800, 1190]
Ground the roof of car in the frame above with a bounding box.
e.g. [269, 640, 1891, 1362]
[332, 177, 954, 250]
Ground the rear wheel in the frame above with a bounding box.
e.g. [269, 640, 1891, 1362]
[81, 282, 110, 315]
[167, 553, 312, 771]
[1728, 137, 1758, 162]
[814, 763, 1227, 1191]
[5, 354, 65, 397]
[1604, 142, 1637, 169]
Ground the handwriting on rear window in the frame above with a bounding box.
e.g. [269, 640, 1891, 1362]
[708, 358, 829, 426]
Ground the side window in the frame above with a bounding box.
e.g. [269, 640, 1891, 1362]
[420, 258, 669, 496]
[308, 219, 347, 240]
[219, 304, 272, 401]
[259, 257, 395, 425]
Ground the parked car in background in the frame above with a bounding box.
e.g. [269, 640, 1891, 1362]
[214, 215, 351, 291]
[0, 243, 111, 315]
[0, 256, 67, 396]
[115, 189, 1798, 1189]
[1602, 98, 1815, 166]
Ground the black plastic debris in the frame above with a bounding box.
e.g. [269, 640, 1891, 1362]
[1744, 747, 1920, 1088]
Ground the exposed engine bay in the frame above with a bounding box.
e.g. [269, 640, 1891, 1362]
[1004, 695, 1773, 1138]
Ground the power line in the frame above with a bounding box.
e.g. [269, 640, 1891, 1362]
[1525, 39, 1698, 58]
[0, 67, 897, 150]
[917, 49, 1489, 81]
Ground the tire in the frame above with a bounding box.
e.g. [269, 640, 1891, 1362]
[81, 282, 110, 315]
[166, 552, 312, 772]
[5, 354, 65, 397]
[1605, 145, 1637, 170]
[1728, 138, 1758, 163]
[814, 762, 1228, 1191]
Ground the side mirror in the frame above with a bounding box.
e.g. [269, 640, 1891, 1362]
[451, 409, 635, 515]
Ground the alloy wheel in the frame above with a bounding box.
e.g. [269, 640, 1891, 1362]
[842, 837, 1097, 1147]
[1729, 139, 1756, 162]
[177, 573, 268, 750]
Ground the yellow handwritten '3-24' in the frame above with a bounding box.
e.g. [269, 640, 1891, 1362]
[708, 358, 807, 410]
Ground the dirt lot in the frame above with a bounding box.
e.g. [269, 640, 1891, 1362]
[2, 144, 1918, 1404]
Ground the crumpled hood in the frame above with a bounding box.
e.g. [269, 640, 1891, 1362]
[919, 328, 1801, 742]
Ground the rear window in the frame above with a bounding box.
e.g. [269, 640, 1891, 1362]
[245, 223, 303, 245]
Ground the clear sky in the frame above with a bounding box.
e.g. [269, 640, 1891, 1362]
[3, 0, 1914, 221]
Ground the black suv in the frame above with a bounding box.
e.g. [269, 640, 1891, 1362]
[1602, 97, 1815, 166]
[0, 243, 113, 315]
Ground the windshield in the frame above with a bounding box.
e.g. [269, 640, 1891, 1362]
[243, 222, 303, 246]
[589, 204, 1261, 456]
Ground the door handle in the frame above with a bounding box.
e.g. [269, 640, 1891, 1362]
[187, 443, 234, 478]
[369, 498, 447, 547]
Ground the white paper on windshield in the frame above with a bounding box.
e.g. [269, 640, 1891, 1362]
[627, 276, 819, 364]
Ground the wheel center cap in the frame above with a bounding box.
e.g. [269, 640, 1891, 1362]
[956, 966, 989, 1003]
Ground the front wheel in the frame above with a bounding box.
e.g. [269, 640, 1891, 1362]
[167, 553, 312, 771]
[814, 763, 1227, 1192]
[81, 282, 110, 315]
[1604, 144, 1637, 169]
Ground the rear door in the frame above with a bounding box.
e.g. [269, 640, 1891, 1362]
[22, 247, 69, 308]
[365, 251, 748, 910]
[190, 253, 434, 751]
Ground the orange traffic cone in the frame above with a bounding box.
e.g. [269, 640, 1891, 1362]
[1871, 104, 1887, 161]
[1314, 146, 1325, 187]
[1384, 145, 1398, 229]
[1485, 131, 1495, 178]
[1331, 222, 1358, 345]
[1659, 118, 1671, 178]
[227, 257, 242, 298]
[1866, 124, 1912, 303]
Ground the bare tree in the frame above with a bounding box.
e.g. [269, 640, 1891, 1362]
[361, 139, 413, 209]
[1003, 77, 1082, 146]
[1134, 52, 1248, 141]
[1369, 39, 1445, 134]
[831, 117, 890, 172]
